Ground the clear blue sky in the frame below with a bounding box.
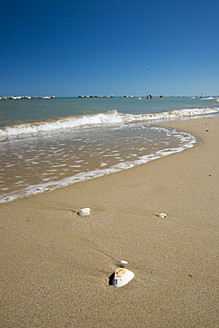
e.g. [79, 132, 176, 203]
[1, 0, 219, 96]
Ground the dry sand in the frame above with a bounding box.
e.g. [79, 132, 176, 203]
[0, 116, 218, 328]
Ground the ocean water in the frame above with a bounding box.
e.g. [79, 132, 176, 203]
[0, 96, 218, 203]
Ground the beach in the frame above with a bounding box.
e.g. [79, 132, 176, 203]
[0, 116, 218, 327]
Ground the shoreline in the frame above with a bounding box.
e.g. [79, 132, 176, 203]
[0, 123, 199, 204]
[1, 116, 218, 327]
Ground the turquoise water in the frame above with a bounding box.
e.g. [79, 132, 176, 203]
[0, 96, 218, 127]
[0, 96, 218, 203]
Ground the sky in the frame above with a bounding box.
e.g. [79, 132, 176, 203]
[1, 0, 219, 97]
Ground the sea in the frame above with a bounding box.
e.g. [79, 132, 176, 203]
[0, 96, 218, 203]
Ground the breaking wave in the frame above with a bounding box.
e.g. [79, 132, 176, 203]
[0, 107, 218, 138]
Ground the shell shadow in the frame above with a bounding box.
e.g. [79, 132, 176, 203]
[108, 272, 115, 286]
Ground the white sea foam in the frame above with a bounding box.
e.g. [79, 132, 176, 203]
[204, 97, 216, 100]
[0, 110, 123, 138]
[0, 129, 198, 203]
[0, 107, 218, 138]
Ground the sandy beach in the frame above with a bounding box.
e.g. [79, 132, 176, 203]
[0, 116, 218, 327]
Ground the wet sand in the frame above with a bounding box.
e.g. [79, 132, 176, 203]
[0, 116, 218, 327]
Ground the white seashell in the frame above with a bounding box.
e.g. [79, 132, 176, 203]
[77, 208, 91, 216]
[113, 268, 134, 288]
[121, 260, 128, 265]
[157, 213, 167, 219]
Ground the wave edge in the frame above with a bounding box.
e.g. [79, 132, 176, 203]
[0, 107, 218, 138]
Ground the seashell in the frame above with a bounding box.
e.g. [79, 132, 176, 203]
[120, 260, 128, 265]
[77, 208, 91, 216]
[112, 268, 134, 288]
[157, 213, 167, 219]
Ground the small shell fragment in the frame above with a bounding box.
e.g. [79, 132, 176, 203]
[121, 260, 128, 265]
[112, 268, 134, 288]
[157, 213, 167, 219]
[77, 208, 91, 216]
